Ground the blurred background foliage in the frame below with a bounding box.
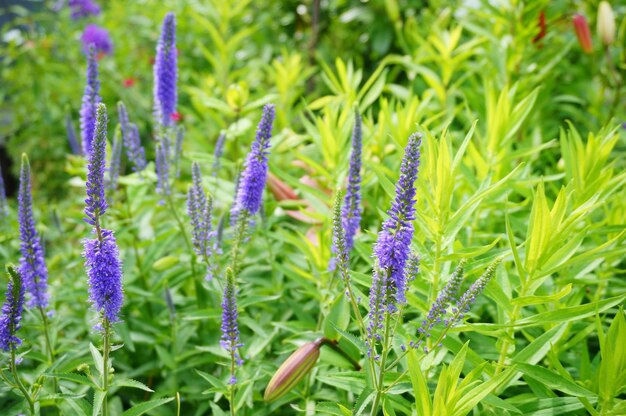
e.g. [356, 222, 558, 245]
[0, 0, 625, 415]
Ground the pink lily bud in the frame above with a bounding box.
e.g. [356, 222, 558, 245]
[264, 338, 323, 402]
[573, 14, 593, 54]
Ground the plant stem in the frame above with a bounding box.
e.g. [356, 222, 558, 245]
[11, 348, 35, 415]
[38, 305, 59, 397]
[229, 347, 236, 416]
[165, 193, 206, 308]
[370, 313, 392, 416]
[102, 318, 111, 416]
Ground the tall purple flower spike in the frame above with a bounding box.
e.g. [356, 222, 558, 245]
[153, 12, 177, 127]
[231, 104, 275, 225]
[82, 103, 124, 324]
[80, 48, 101, 155]
[18, 154, 49, 309]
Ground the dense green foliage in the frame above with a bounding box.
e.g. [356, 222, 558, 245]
[1, 0, 625, 415]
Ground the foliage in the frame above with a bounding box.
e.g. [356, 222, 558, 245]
[0, 0, 625, 415]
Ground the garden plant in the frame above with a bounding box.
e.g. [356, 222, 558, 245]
[0, 0, 625, 415]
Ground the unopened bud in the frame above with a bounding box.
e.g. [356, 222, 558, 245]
[573, 14, 593, 54]
[264, 338, 323, 402]
[597, 2, 615, 46]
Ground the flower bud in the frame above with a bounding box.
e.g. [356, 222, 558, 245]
[573, 14, 593, 54]
[264, 338, 323, 402]
[597, 2, 615, 46]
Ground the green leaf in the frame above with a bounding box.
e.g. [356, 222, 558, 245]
[89, 343, 104, 378]
[111, 378, 154, 392]
[324, 295, 351, 340]
[121, 397, 175, 416]
[407, 349, 432, 416]
[517, 363, 594, 397]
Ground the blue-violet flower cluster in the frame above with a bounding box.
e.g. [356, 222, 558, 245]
[231, 104, 275, 225]
[0, 266, 25, 352]
[187, 162, 217, 280]
[81, 24, 113, 55]
[68, 0, 100, 20]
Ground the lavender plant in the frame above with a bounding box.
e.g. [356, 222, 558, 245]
[82, 103, 124, 416]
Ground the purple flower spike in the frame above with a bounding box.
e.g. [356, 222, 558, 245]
[212, 132, 226, 177]
[84, 104, 109, 227]
[373, 133, 422, 307]
[84, 229, 123, 323]
[81, 24, 113, 55]
[221, 268, 243, 382]
[18, 154, 49, 309]
[68, 0, 100, 20]
[80, 48, 101, 155]
[187, 162, 217, 280]
[342, 110, 363, 252]
[155, 142, 170, 203]
[416, 260, 465, 343]
[0, 266, 26, 351]
[231, 104, 275, 225]
[108, 127, 122, 199]
[446, 259, 501, 330]
[66, 113, 82, 155]
[173, 125, 184, 177]
[118, 103, 147, 172]
[0, 163, 7, 217]
[154, 12, 177, 127]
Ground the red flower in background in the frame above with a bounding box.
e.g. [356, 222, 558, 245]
[573, 14, 593, 54]
[532, 10, 547, 45]
[170, 112, 182, 122]
[123, 78, 136, 88]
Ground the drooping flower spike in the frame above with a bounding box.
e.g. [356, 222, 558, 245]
[0, 266, 26, 352]
[80, 47, 101, 155]
[108, 127, 123, 199]
[153, 12, 177, 127]
[18, 154, 49, 309]
[231, 104, 275, 225]
[155, 141, 171, 203]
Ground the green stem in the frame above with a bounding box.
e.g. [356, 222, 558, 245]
[370, 313, 392, 416]
[38, 306, 58, 398]
[229, 348, 236, 416]
[11, 348, 35, 416]
[102, 319, 111, 416]
[165, 193, 206, 308]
